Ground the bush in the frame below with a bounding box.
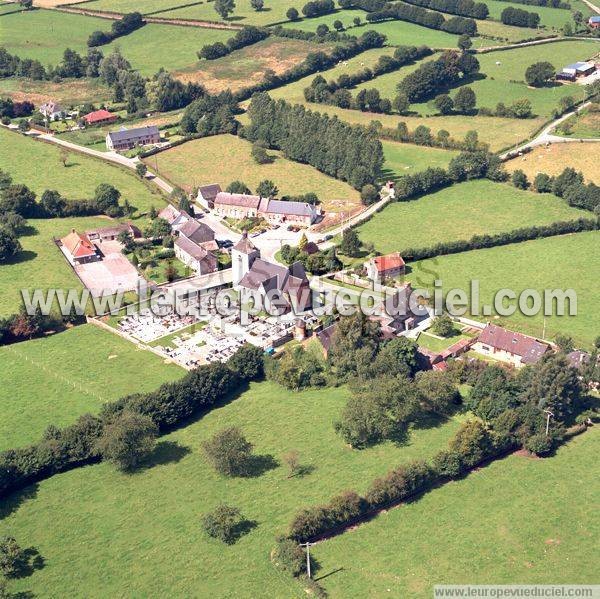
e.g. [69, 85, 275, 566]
[0, 537, 24, 578]
[95, 411, 158, 471]
[432, 449, 464, 477]
[524, 433, 553, 456]
[272, 538, 306, 576]
[202, 504, 245, 544]
[202, 427, 254, 476]
[365, 460, 434, 508]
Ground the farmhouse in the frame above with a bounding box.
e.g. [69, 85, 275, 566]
[213, 192, 320, 225]
[366, 252, 406, 283]
[174, 236, 218, 275]
[106, 125, 160, 151]
[60, 229, 99, 265]
[589, 15, 600, 28]
[83, 109, 117, 126]
[232, 232, 311, 314]
[39, 101, 64, 121]
[556, 61, 596, 81]
[86, 223, 141, 242]
[196, 184, 222, 209]
[472, 324, 550, 367]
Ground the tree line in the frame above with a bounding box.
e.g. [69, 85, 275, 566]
[365, 1, 478, 36]
[198, 25, 270, 60]
[497, 0, 569, 7]
[401, 0, 489, 20]
[244, 92, 384, 189]
[303, 45, 433, 114]
[398, 50, 480, 103]
[87, 12, 145, 47]
[500, 6, 541, 27]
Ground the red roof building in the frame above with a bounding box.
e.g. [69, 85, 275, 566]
[366, 252, 405, 283]
[83, 109, 117, 126]
[60, 229, 99, 264]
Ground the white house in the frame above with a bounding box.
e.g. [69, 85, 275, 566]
[39, 101, 65, 121]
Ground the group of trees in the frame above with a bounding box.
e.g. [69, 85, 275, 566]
[179, 91, 238, 136]
[500, 6, 541, 27]
[0, 45, 104, 81]
[365, 0, 478, 36]
[198, 26, 269, 60]
[244, 93, 384, 189]
[302, 0, 335, 17]
[398, 50, 480, 103]
[88, 12, 145, 47]
[279, 243, 342, 275]
[525, 61, 555, 87]
[401, 0, 489, 20]
[525, 167, 600, 214]
[497, 0, 568, 7]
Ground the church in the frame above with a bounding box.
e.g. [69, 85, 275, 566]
[232, 233, 312, 315]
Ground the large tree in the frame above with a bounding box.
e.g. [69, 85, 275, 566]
[525, 61, 555, 87]
[202, 427, 254, 476]
[0, 226, 22, 262]
[214, 0, 236, 18]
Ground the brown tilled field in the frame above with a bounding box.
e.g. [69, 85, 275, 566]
[506, 143, 600, 184]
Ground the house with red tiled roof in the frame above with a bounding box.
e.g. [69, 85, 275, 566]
[472, 324, 549, 367]
[60, 229, 99, 264]
[365, 252, 405, 283]
[83, 109, 117, 126]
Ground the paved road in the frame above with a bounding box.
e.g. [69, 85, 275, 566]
[500, 101, 600, 159]
[581, 0, 600, 14]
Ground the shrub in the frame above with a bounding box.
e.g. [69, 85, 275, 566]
[202, 427, 254, 476]
[524, 433, 553, 456]
[365, 460, 434, 508]
[0, 537, 24, 578]
[202, 504, 245, 544]
[432, 449, 464, 477]
[272, 538, 306, 576]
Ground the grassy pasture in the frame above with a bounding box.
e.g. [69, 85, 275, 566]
[474, 18, 550, 42]
[0, 380, 465, 597]
[312, 428, 600, 598]
[0, 128, 165, 214]
[0, 2, 22, 14]
[505, 142, 600, 185]
[84, 0, 303, 24]
[102, 23, 231, 76]
[356, 179, 590, 254]
[267, 47, 395, 104]
[0, 8, 107, 65]
[404, 230, 599, 346]
[174, 36, 329, 93]
[380, 139, 459, 178]
[483, 0, 576, 29]
[144, 134, 361, 212]
[0, 77, 112, 106]
[0, 325, 182, 450]
[364, 41, 594, 117]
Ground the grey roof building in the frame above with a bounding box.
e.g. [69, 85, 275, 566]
[106, 125, 160, 151]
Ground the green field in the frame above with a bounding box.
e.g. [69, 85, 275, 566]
[268, 47, 395, 105]
[475, 18, 550, 43]
[145, 134, 361, 212]
[102, 23, 231, 76]
[0, 128, 165, 214]
[0, 9, 108, 65]
[364, 41, 595, 117]
[417, 330, 471, 352]
[555, 104, 600, 138]
[0, 380, 465, 597]
[0, 2, 21, 15]
[0, 325, 182, 450]
[483, 0, 576, 29]
[312, 428, 600, 598]
[405, 230, 599, 346]
[83, 0, 303, 25]
[357, 179, 591, 254]
[381, 139, 459, 178]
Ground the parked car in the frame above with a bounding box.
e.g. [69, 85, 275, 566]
[324, 234, 333, 241]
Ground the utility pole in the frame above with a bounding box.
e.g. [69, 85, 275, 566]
[300, 542, 313, 578]
[544, 409, 554, 436]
